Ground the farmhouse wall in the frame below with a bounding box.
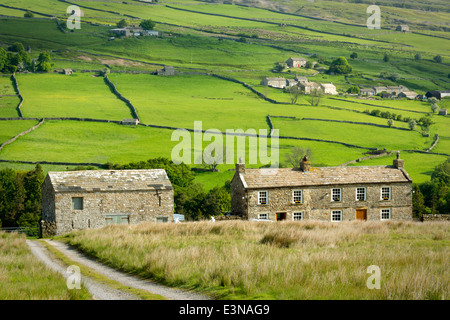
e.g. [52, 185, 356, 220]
[242, 183, 412, 221]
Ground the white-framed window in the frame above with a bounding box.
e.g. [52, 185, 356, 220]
[72, 197, 83, 210]
[381, 209, 391, 220]
[356, 187, 366, 201]
[331, 188, 342, 202]
[258, 191, 268, 205]
[381, 187, 391, 201]
[258, 213, 269, 220]
[293, 190, 303, 204]
[293, 212, 303, 221]
[331, 210, 342, 222]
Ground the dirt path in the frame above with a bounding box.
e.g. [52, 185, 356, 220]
[30, 239, 212, 300]
[27, 240, 139, 300]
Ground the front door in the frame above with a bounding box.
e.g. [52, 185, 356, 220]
[276, 212, 287, 221]
[356, 209, 367, 221]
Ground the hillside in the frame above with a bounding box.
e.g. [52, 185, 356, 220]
[0, 0, 448, 189]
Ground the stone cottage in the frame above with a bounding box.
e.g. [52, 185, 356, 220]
[231, 154, 412, 222]
[260, 77, 287, 89]
[285, 57, 307, 68]
[40, 169, 174, 236]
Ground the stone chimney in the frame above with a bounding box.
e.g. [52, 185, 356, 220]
[300, 156, 311, 172]
[236, 157, 245, 174]
[393, 151, 404, 169]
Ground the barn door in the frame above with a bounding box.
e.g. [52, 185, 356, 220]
[105, 215, 129, 225]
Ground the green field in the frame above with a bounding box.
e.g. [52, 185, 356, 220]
[0, 0, 448, 189]
[17, 73, 133, 120]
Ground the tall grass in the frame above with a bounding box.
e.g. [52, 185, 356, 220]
[65, 220, 449, 300]
[0, 232, 91, 300]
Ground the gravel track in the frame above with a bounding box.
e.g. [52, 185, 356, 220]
[27, 239, 212, 300]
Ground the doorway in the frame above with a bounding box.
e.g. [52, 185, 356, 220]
[276, 212, 287, 221]
[356, 209, 367, 221]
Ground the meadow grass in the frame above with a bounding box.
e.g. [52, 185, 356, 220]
[0, 120, 39, 143]
[64, 220, 449, 300]
[0, 232, 91, 300]
[16, 73, 133, 120]
[0, 96, 20, 117]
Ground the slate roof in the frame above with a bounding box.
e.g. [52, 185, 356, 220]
[238, 166, 411, 189]
[47, 169, 173, 192]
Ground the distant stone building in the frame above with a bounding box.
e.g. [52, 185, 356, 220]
[122, 118, 139, 125]
[285, 57, 307, 68]
[260, 77, 287, 89]
[298, 81, 321, 94]
[373, 85, 409, 96]
[40, 170, 174, 236]
[62, 69, 73, 75]
[360, 88, 375, 96]
[230, 154, 412, 222]
[156, 65, 175, 76]
[398, 91, 418, 100]
[320, 83, 338, 95]
[438, 109, 447, 116]
[396, 24, 410, 32]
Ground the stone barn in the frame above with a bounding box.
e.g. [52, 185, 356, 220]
[40, 169, 174, 237]
[231, 153, 412, 222]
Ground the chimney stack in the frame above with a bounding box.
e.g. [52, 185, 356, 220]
[393, 151, 404, 169]
[236, 157, 245, 174]
[300, 156, 311, 172]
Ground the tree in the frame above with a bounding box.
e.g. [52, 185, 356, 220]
[412, 184, 426, 219]
[383, 53, 389, 62]
[139, 19, 155, 30]
[284, 147, 311, 169]
[328, 56, 352, 74]
[305, 61, 313, 69]
[306, 88, 323, 106]
[414, 53, 421, 60]
[347, 85, 360, 94]
[408, 119, 416, 130]
[350, 52, 358, 59]
[433, 55, 442, 63]
[287, 85, 302, 104]
[431, 103, 439, 113]
[387, 118, 394, 128]
[24, 11, 34, 18]
[117, 19, 128, 28]
[0, 48, 6, 72]
[36, 52, 52, 72]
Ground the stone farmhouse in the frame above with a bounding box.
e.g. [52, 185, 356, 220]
[110, 27, 159, 38]
[397, 91, 418, 100]
[396, 24, 410, 32]
[260, 77, 288, 89]
[40, 169, 174, 236]
[230, 154, 412, 222]
[285, 57, 308, 68]
[373, 85, 409, 96]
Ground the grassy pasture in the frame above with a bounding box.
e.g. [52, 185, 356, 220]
[0, 120, 38, 144]
[0, 232, 91, 300]
[16, 73, 133, 120]
[63, 220, 450, 300]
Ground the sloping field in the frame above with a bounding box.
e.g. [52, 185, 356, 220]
[16, 73, 133, 120]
